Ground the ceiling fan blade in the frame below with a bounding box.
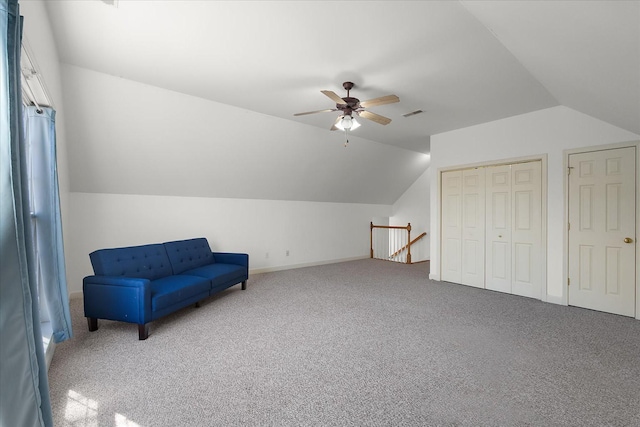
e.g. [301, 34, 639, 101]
[360, 95, 399, 108]
[321, 90, 348, 105]
[330, 115, 342, 131]
[293, 109, 335, 116]
[359, 110, 392, 125]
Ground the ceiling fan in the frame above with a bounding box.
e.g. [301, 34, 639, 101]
[294, 82, 399, 131]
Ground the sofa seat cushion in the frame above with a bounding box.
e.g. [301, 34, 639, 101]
[151, 275, 210, 311]
[182, 263, 247, 291]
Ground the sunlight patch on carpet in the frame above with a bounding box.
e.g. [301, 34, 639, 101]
[115, 412, 142, 427]
[64, 390, 98, 427]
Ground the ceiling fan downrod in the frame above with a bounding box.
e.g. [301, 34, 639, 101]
[343, 81, 354, 98]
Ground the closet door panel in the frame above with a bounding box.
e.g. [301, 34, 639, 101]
[485, 165, 512, 293]
[461, 168, 485, 288]
[441, 170, 462, 283]
[511, 161, 542, 298]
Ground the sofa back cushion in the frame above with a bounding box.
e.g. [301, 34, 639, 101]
[89, 244, 173, 281]
[163, 238, 214, 275]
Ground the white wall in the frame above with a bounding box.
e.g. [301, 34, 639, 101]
[429, 105, 638, 302]
[66, 192, 391, 295]
[390, 166, 430, 261]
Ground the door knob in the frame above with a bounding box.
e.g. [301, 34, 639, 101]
[498, 235, 502, 238]
[624, 237, 633, 243]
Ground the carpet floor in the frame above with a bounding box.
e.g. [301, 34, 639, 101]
[48, 259, 640, 426]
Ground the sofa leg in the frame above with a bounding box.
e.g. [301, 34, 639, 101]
[138, 324, 149, 340]
[195, 301, 201, 308]
[241, 280, 247, 290]
[87, 317, 98, 332]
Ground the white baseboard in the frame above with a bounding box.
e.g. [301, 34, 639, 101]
[429, 273, 441, 281]
[249, 256, 369, 275]
[544, 294, 566, 306]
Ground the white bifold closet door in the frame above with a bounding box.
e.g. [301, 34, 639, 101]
[461, 168, 486, 288]
[485, 161, 542, 298]
[441, 168, 486, 288]
[485, 165, 512, 293]
[441, 170, 463, 284]
[442, 161, 542, 298]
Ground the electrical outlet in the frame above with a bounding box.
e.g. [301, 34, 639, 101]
[286, 250, 290, 256]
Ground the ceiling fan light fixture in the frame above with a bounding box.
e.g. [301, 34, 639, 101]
[335, 115, 360, 131]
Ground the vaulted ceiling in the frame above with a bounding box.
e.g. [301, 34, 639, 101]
[42, 0, 639, 155]
[23, 1, 638, 205]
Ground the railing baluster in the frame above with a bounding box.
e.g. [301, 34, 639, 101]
[392, 228, 395, 260]
[370, 222, 373, 259]
[407, 222, 411, 264]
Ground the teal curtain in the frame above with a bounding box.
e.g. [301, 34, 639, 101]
[24, 106, 73, 343]
[0, 0, 55, 425]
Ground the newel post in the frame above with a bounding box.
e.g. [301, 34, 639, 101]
[406, 223, 412, 264]
[370, 222, 374, 258]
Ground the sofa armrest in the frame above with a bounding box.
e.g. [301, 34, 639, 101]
[83, 275, 152, 324]
[212, 252, 249, 269]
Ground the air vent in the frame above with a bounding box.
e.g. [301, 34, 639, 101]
[402, 110, 424, 118]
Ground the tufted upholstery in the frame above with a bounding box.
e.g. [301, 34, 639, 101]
[89, 244, 173, 281]
[163, 238, 214, 275]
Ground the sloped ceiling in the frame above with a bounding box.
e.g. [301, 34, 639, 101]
[461, 0, 640, 136]
[32, 1, 639, 204]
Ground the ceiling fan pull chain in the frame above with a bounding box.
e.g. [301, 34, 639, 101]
[344, 130, 349, 147]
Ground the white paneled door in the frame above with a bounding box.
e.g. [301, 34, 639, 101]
[511, 161, 543, 298]
[441, 161, 542, 298]
[441, 170, 462, 283]
[461, 168, 486, 288]
[568, 147, 637, 317]
[441, 168, 487, 288]
[485, 165, 512, 293]
[485, 162, 543, 297]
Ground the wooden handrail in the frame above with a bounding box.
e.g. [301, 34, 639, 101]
[371, 224, 411, 230]
[389, 232, 427, 259]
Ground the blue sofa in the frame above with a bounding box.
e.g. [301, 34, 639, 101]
[83, 238, 248, 340]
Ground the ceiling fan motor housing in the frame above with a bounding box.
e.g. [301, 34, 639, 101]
[337, 97, 360, 116]
[339, 81, 359, 116]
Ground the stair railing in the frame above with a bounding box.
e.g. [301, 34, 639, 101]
[389, 232, 427, 260]
[370, 222, 412, 264]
